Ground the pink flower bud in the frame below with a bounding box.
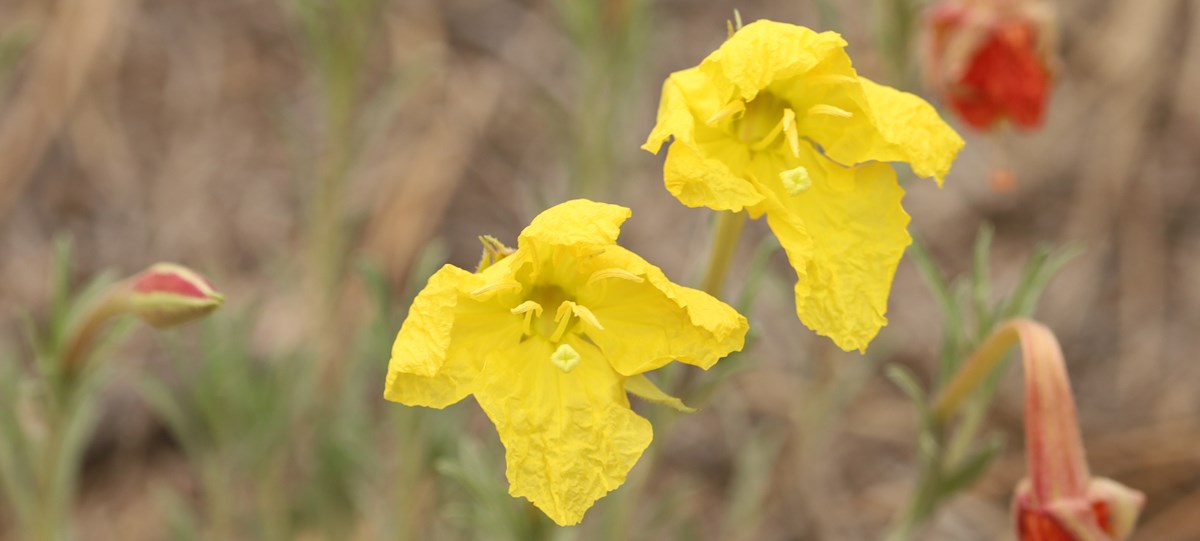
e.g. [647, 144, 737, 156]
[126, 263, 224, 328]
[1010, 321, 1144, 540]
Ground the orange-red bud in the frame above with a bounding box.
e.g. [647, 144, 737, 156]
[125, 263, 224, 328]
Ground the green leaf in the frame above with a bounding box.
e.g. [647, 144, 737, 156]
[886, 363, 927, 405]
[937, 434, 1005, 499]
[970, 224, 994, 340]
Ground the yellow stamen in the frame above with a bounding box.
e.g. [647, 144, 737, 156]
[706, 100, 746, 126]
[780, 166, 812, 196]
[748, 115, 786, 151]
[808, 104, 853, 118]
[551, 301, 574, 342]
[782, 108, 800, 158]
[586, 268, 644, 287]
[470, 281, 522, 298]
[549, 343, 581, 373]
[806, 74, 858, 86]
[570, 303, 604, 331]
[511, 300, 544, 335]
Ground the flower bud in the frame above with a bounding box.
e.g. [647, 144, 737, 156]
[924, 0, 1057, 131]
[125, 263, 224, 328]
[1010, 321, 1144, 540]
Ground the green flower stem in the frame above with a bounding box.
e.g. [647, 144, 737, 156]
[58, 286, 128, 380]
[933, 323, 1021, 425]
[665, 210, 747, 400]
[700, 210, 747, 297]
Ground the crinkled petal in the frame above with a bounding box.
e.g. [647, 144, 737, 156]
[518, 199, 631, 249]
[700, 20, 848, 102]
[475, 337, 652, 526]
[663, 141, 762, 211]
[576, 246, 748, 376]
[384, 264, 523, 408]
[816, 77, 964, 184]
[643, 68, 710, 154]
[624, 373, 695, 412]
[756, 150, 911, 352]
[643, 68, 763, 212]
[386, 264, 472, 379]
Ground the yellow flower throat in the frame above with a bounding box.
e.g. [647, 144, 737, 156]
[706, 91, 853, 159]
[508, 285, 603, 373]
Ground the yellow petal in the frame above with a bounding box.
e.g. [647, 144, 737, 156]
[814, 77, 964, 185]
[663, 140, 763, 211]
[756, 150, 911, 352]
[518, 199, 631, 248]
[576, 246, 748, 376]
[643, 68, 710, 155]
[386, 264, 471, 379]
[624, 373, 696, 413]
[384, 264, 523, 408]
[643, 68, 764, 212]
[475, 337, 652, 526]
[699, 20, 848, 102]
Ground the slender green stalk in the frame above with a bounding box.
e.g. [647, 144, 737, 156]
[700, 211, 747, 297]
[933, 324, 1021, 425]
[32, 406, 69, 541]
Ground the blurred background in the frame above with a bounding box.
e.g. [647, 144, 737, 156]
[0, 0, 1198, 539]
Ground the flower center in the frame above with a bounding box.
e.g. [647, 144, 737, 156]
[706, 92, 854, 159]
[511, 286, 604, 344]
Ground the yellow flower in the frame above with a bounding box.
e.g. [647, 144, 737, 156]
[643, 20, 964, 352]
[384, 199, 748, 526]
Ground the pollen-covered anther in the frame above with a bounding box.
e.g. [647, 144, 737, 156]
[570, 303, 604, 331]
[706, 99, 746, 125]
[550, 300, 603, 342]
[782, 108, 800, 158]
[808, 103, 854, 118]
[510, 300, 544, 335]
[551, 302, 574, 342]
[549, 343, 582, 373]
[586, 268, 644, 287]
[780, 166, 812, 195]
[470, 281, 522, 298]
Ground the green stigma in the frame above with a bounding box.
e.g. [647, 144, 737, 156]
[550, 343, 582, 373]
[780, 166, 812, 195]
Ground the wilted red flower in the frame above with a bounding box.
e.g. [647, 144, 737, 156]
[1009, 321, 1143, 541]
[925, 0, 1056, 131]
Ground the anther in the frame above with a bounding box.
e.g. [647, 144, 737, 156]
[782, 108, 800, 158]
[469, 281, 522, 298]
[510, 300, 543, 336]
[586, 268, 644, 287]
[570, 303, 604, 331]
[808, 104, 853, 118]
[550, 343, 582, 373]
[780, 166, 812, 196]
[706, 100, 746, 126]
[551, 301, 574, 342]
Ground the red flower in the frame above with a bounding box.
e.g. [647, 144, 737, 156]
[926, 0, 1056, 131]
